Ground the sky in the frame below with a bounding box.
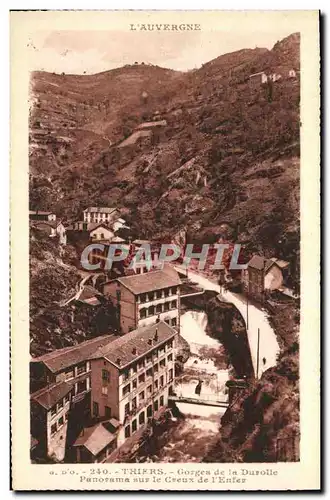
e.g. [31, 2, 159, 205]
[28, 28, 296, 75]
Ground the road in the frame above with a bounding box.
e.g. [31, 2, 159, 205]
[175, 266, 280, 378]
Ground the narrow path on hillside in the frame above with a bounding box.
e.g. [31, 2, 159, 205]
[60, 274, 91, 307]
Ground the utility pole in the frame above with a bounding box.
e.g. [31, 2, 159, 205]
[256, 328, 260, 379]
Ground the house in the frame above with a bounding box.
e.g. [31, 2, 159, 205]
[83, 207, 118, 224]
[102, 268, 181, 334]
[88, 321, 176, 450]
[30, 380, 74, 461]
[88, 223, 114, 242]
[31, 220, 67, 245]
[288, 69, 297, 78]
[112, 217, 129, 233]
[73, 420, 118, 463]
[30, 335, 116, 461]
[249, 71, 268, 84]
[29, 210, 56, 222]
[242, 255, 290, 300]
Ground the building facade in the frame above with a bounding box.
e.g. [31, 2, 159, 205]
[242, 255, 290, 300]
[29, 210, 56, 222]
[103, 269, 181, 334]
[89, 321, 176, 449]
[83, 207, 118, 224]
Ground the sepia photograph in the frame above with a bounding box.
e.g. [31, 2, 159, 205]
[10, 9, 320, 490]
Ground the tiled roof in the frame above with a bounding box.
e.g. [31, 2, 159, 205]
[29, 210, 55, 215]
[31, 334, 116, 373]
[248, 255, 289, 272]
[84, 207, 117, 214]
[93, 321, 176, 369]
[116, 269, 181, 295]
[73, 423, 116, 456]
[88, 222, 113, 232]
[31, 381, 73, 410]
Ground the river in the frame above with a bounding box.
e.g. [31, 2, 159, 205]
[137, 310, 229, 463]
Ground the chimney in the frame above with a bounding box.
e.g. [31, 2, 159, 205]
[154, 328, 158, 342]
[148, 338, 153, 346]
[132, 347, 137, 355]
[116, 357, 121, 366]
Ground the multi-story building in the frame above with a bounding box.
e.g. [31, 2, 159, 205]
[30, 380, 73, 461]
[30, 334, 116, 460]
[88, 321, 176, 451]
[242, 255, 290, 301]
[83, 207, 118, 224]
[103, 268, 181, 334]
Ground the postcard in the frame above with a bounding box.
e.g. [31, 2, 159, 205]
[10, 10, 320, 490]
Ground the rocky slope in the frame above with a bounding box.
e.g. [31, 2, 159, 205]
[29, 33, 300, 284]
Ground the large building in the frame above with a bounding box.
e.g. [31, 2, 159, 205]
[88, 321, 176, 451]
[103, 268, 182, 334]
[83, 207, 118, 224]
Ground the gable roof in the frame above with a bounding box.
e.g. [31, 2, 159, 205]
[31, 334, 116, 373]
[248, 255, 290, 273]
[115, 268, 181, 295]
[73, 422, 116, 456]
[84, 207, 117, 214]
[88, 222, 113, 233]
[92, 321, 176, 369]
[29, 210, 55, 216]
[31, 380, 73, 410]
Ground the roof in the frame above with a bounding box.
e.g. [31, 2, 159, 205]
[31, 334, 116, 373]
[115, 268, 181, 295]
[88, 222, 113, 233]
[29, 210, 55, 216]
[133, 239, 151, 245]
[73, 423, 116, 456]
[248, 255, 290, 272]
[111, 236, 125, 243]
[31, 220, 63, 230]
[84, 207, 117, 214]
[249, 71, 266, 78]
[31, 381, 73, 410]
[93, 321, 177, 368]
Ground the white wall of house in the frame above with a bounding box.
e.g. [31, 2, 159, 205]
[264, 265, 284, 291]
[90, 226, 114, 241]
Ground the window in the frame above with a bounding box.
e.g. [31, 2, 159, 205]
[77, 379, 87, 394]
[171, 317, 177, 327]
[160, 359, 166, 369]
[136, 267, 141, 275]
[147, 405, 153, 418]
[164, 302, 170, 312]
[102, 369, 110, 383]
[58, 400, 63, 410]
[132, 379, 137, 389]
[147, 293, 154, 302]
[165, 319, 170, 325]
[139, 391, 145, 402]
[122, 370, 129, 382]
[160, 375, 164, 388]
[138, 360, 145, 370]
[139, 411, 145, 425]
[132, 364, 137, 374]
[171, 300, 177, 309]
[132, 419, 137, 433]
[105, 406, 111, 418]
[146, 368, 152, 378]
[51, 423, 57, 435]
[77, 363, 86, 375]
[51, 406, 57, 417]
[125, 403, 130, 416]
[132, 397, 137, 411]
[168, 354, 173, 362]
[147, 384, 152, 395]
[156, 303, 162, 314]
[64, 412, 68, 422]
[169, 369, 173, 381]
[154, 380, 158, 390]
[140, 308, 146, 319]
[154, 400, 159, 412]
[65, 369, 74, 380]
[156, 290, 162, 299]
[125, 425, 131, 438]
[64, 394, 70, 404]
[171, 287, 177, 295]
[138, 373, 145, 384]
[167, 340, 173, 349]
[140, 294, 146, 303]
[101, 386, 108, 395]
[164, 289, 170, 298]
[93, 402, 99, 417]
[148, 305, 155, 317]
[58, 416, 64, 427]
[154, 363, 159, 374]
[146, 355, 152, 364]
[160, 395, 164, 407]
[123, 384, 130, 397]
